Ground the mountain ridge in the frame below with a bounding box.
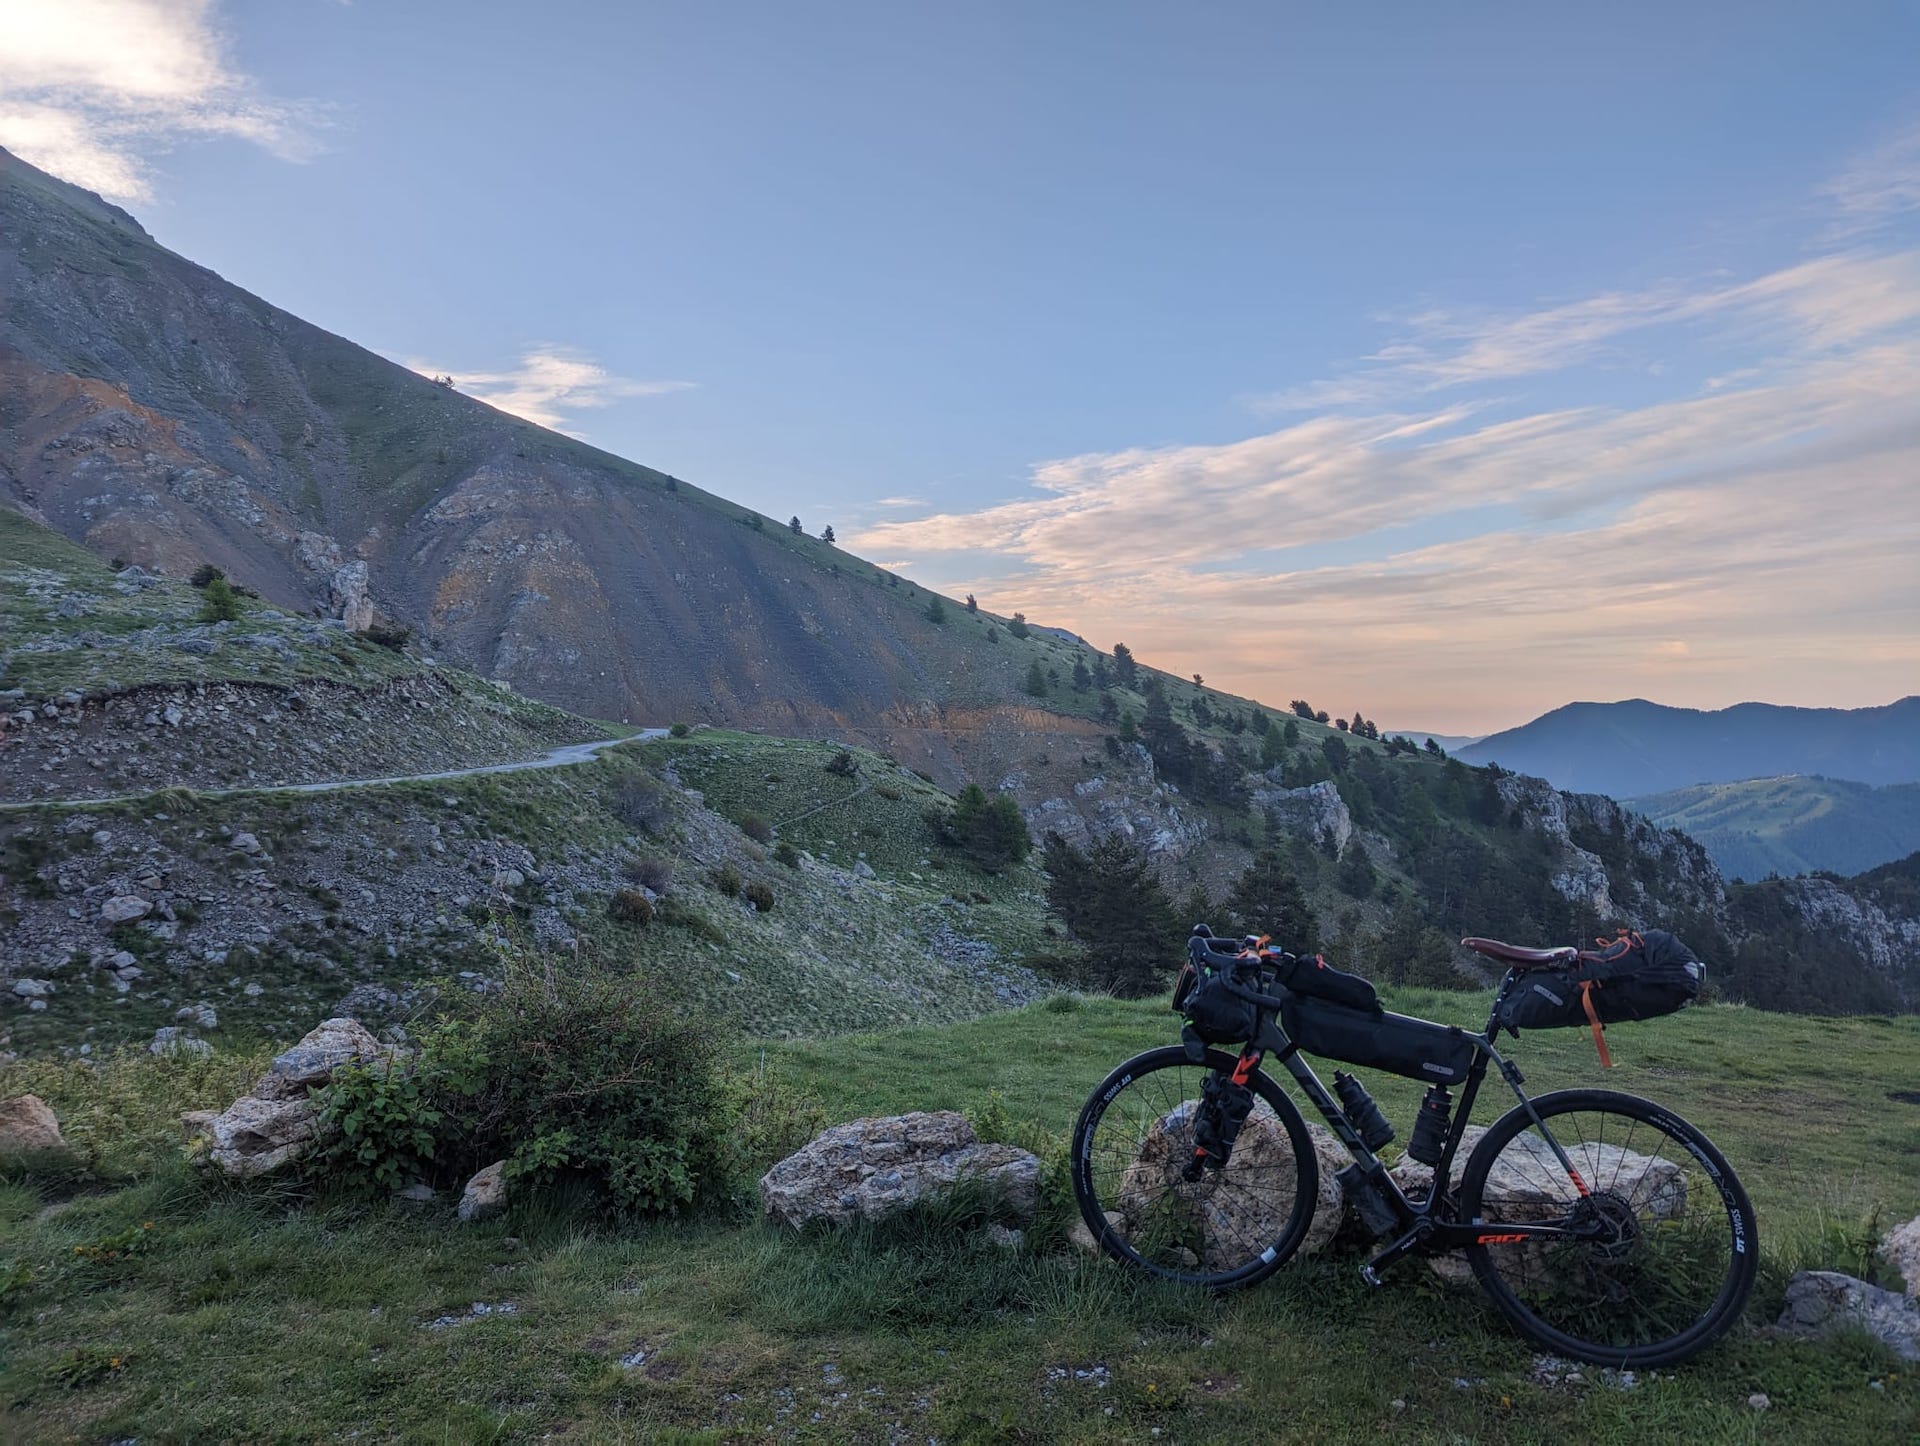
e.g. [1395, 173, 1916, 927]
[1459, 695, 1920, 797]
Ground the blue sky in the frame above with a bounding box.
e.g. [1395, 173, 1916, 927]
[3, 1, 1918, 731]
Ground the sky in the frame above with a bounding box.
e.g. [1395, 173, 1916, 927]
[2, 2, 1918, 734]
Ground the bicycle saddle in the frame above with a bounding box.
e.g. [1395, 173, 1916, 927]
[1461, 937, 1577, 966]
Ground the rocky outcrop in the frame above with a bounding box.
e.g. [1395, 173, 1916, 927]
[1496, 775, 1618, 917]
[1023, 745, 1210, 862]
[1776, 1271, 1920, 1360]
[760, 1112, 1041, 1227]
[201, 1018, 390, 1178]
[459, 1160, 509, 1223]
[1253, 778, 1353, 857]
[328, 562, 375, 633]
[1779, 878, 1920, 1001]
[0, 1095, 66, 1153]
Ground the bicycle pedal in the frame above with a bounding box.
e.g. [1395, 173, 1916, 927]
[1359, 1264, 1383, 1288]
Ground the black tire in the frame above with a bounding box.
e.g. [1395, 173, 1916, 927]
[1458, 1088, 1757, 1368]
[1069, 1046, 1318, 1289]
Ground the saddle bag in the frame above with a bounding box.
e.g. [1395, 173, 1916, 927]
[1497, 928, 1705, 1064]
[1279, 994, 1477, 1086]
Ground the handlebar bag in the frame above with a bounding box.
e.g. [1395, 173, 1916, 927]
[1498, 928, 1705, 1035]
[1174, 953, 1260, 1046]
[1280, 994, 1476, 1086]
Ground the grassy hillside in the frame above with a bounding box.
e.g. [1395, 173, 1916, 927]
[1, 994, 1914, 1441]
[1628, 774, 1920, 881]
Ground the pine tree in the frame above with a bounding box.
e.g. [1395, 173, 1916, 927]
[1225, 847, 1320, 952]
[789, 516, 804, 535]
[941, 784, 1031, 871]
[965, 593, 978, 613]
[1044, 832, 1182, 997]
[199, 576, 242, 623]
[1024, 660, 1048, 697]
[820, 525, 836, 544]
[1071, 659, 1092, 691]
[1112, 642, 1136, 684]
[1008, 612, 1031, 639]
[924, 595, 947, 624]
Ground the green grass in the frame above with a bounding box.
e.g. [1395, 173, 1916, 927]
[2, 995, 1915, 1442]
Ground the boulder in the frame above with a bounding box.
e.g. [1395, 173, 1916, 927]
[1390, 1126, 1684, 1285]
[0, 1095, 66, 1154]
[180, 1110, 218, 1146]
[149, 1027, 212, 1058]
[199, 1018, 392, 1178]
[459, 1160, 509, 1223]
[11, 978, 53, 999]
[329, 561, 375, 632]
[1069, 1209, 1125, 1256]
[1110, 1103, 1350, 1267]
[1777, 1271, 1920, 1361]
[206, 1093, 323, 1178]
[760, 1111, 1041, 1227]
[251, 1017, 387, 1100]
[100, 895, 151, 924]
[1879, 1214, 1920, 1298]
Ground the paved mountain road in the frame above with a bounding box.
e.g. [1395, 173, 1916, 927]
[0, 731, 664, 812]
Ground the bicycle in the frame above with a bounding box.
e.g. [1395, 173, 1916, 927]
[1069, 927, 1757, 1368]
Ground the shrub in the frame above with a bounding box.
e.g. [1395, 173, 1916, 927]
[612, 777, 670, 832]
[825, 749, 859, 778]
[740, 814, 773, 844]
[610, 888, 654, 924]
[364, 621, 412, 651]
[189, 563, 224, 588]
[669, 722, 691, 738]
[197, 576, 242, 623]
[308, 1060, 441, 1196]
[875, 782, 903, 801]
[626, 855, 674, 892]
[657, 896, 727, 944]
[711, 863, 742, 897]
[742, 880, 775, 913]
[773, 840, 801, 868]
[425, 962, 735, 1217]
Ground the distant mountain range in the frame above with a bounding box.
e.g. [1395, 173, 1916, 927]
[1458, 697, 1920, 798]
[1386, 729, 1482, 754]
[1626, 776, 1920, 882]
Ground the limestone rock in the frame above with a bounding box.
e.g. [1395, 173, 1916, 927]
[1254, 779, 1354, 858]
[181, 1110, 218, 1146]
[251, 1016, 387, 1101]
[459, 1160, 509, 1223]
[11, 978, 53, 999]
[149, 1027, 212, 1057]
[1777, 1271, 1920, 1361]
[1110, 1102, 1349, 1268]
[760, 1111, 1041, 1227]
[100, 894, 152, 924]
[1070, 1209, 1125, 1256]
[329, 561, 375, 632]
[207, 1093, 323, 1178]
[1880, 1214, 1920, 1298]
[0, 1095, 66, 1153]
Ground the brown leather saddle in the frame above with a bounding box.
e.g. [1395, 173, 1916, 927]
[1461, 937, 1577, 969]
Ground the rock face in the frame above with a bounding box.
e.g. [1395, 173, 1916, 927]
[328, 561, 375, 633]
[1776, 1271, 1920, 1361]
[0, 1095, 66, 1153]
[1881, 1214, 1920, 1298]
[1253, 779, 1354, 858]
[760, 1112, 1041, 1228]
[203, 1017, 389, 1177]
[459, 1161, 509, 1223]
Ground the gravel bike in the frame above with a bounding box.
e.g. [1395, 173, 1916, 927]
[1069, 928, 1756, 1368]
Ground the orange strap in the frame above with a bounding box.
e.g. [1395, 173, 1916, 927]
[1579, 980, 1612, 1069]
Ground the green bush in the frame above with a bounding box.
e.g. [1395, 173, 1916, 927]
[426, 962, 735, 1217]
[743, 880, 775, 913]
[712, 863, 742, 897]
[610, 888, 654, 924]
[626, 854, 674, 892]
[612, 777, 670, 832]
[197, 576, 242, 623]
[740, 814, 773, 844]
[309, 1061, 440, 1196]
[773, 840, 801, 868]
[669, 722, 691, 738]
[936, 783, 1031, 872]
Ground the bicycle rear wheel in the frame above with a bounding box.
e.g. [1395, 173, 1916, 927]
[1459, 1088, 1757, 1368]
[1069, 1046, 1318, 1289]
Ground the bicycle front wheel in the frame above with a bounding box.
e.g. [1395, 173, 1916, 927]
[1069, 1046, 1319, 1290]
[1459, 1088, 1757, 1368]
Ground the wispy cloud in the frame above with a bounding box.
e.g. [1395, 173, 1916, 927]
[855, 137, 1920, 729]
[1820, 121, 1920, 240]
[409, 346, 694, 432]
[0, 0, 318, 204]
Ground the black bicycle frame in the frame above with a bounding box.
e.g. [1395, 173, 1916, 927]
[1223, 967, 1607, 1280]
